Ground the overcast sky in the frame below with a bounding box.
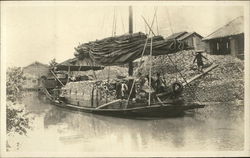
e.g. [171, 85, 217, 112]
[1, 1, 245, 67]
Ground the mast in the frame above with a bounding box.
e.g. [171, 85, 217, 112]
[128, 6, 133, 76]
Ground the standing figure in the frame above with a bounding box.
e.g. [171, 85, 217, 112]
[115, 81, 122, 99]
[121, 81, 128, 99]
[155, 72, 165, 93]
[193, 50, 208, 72]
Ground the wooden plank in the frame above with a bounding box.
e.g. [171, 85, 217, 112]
[157, 64, 218, 97]
[95, 99, 122, 109]
[50, 70, 64, 86]
[183, 64, 218, 86]
[42, 87, 53, 100]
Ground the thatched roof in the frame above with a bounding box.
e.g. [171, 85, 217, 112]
[203, 16, 243, 41]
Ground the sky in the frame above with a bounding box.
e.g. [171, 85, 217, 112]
[1, 1, 245, 67]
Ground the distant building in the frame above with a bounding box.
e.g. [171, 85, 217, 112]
[203, 16, 244, 59]
[22, 61, 49, 89]
[165, 31, 204, 50]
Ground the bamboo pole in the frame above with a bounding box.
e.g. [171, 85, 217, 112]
[148, 36, 153, 106]
[67, 66, 70, 83]
[141, 16, 156, 36]
[50, 70, 64, 86]
[128, 6, 133, 76]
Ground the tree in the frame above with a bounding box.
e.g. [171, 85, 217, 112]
[6, 67, 31, 151]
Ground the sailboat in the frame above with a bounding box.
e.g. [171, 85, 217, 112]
[41, 6, 217, 118]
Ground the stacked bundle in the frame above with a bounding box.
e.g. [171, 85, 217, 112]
[74, 32, 189, 65]
[62, 80, 117, 106]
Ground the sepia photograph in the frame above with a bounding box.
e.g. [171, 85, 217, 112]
[0, 1, 249, 157]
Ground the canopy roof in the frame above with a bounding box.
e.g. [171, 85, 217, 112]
[55, 58, 104, 71]
[74, 32, 191, 66]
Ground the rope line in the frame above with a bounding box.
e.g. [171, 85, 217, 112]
[165, 54, 202, 104]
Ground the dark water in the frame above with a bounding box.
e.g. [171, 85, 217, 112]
[12, 91, 244, 152]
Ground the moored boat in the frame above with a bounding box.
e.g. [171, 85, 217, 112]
[40, 6, 217, 118]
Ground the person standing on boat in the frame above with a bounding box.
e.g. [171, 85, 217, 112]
[115, 81, 122, 99]
[193, 50, 208, 72]
[137, 72, 146, 92]
[121, 80, 128, 99]
[155, 72, 165, 93]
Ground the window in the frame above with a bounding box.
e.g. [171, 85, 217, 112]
[32, 80, 36, 83]
[217, 42, 219, 50]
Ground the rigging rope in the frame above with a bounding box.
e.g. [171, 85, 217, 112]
[155, 7, 159, 35]
[119, 10, 126, 33]
[143, 7, 202, 104]
[165, 54, 202, 104]
[166, 7, 178, 81]
[112, 7, 117, 37]
[166, 7, 174, 34]
[101, 11, 106, 35]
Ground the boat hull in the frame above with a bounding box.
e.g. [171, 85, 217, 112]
[52, 101, 204, 118]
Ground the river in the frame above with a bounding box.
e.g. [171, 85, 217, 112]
[9, 91, 244, 153]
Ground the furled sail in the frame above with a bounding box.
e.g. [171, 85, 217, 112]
[74, 32, 191, 66]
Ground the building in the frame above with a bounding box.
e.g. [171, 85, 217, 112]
[165, 31, 204, 50]
[202, 16, 244, 59]
[22, 61, 50, 89]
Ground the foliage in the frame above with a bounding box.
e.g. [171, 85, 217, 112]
[6, 102, 31, 135]
[6, 67, 25, 102]
[6, 67, 31, 136]
[49, 58, 58, 69]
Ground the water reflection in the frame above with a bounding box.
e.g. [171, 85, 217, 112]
[16, 91, 244, 152]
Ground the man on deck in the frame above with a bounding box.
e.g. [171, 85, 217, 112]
[155, 72, 166, 93]
[193, 50, 208, 72]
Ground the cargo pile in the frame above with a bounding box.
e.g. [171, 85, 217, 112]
[136, 50, 244, 102]
[95, 66, 128, 80]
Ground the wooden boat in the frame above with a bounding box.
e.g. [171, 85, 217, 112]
[41, 63, 217, 118]
[41, 87, 204, 118]
[40, 6, 217, 118]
